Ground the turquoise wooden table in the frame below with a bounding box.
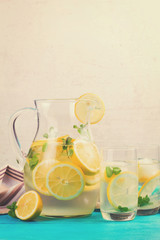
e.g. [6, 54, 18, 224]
[0, 211, 160, 240]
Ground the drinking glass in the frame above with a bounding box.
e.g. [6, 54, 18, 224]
[137, 145, 160, 215]
[100, 147, 138, 221]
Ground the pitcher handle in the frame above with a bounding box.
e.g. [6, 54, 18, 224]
[8, 107, 37, 170]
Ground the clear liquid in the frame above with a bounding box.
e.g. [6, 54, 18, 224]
[24, 139, 100, 217]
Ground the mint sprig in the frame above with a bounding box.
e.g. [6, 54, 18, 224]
[138, 195, 151, 207]
[27, 148, 39, 170]
[61, 137, 74, 157]
[73, 123, 88, 134]
[29, 155, 39, 170]
[43, 126, 55, 139]
[7, 202, 17, 218]
[118, 206, 129, 212]
[106, 167, 121, 178]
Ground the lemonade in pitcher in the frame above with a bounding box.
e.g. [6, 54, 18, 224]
[9, 94, 105, 217]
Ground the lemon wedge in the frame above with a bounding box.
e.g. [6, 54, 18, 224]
[15, 191, 43, 220]
[75, 93, 105, 124]
[46, 162, 85, 200]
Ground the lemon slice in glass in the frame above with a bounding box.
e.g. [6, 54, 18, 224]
[138, 172, 160, 197]
[32, 160, 57, 196]
[72, 139, 101, 175]
[107, 172, 138, 210]
[15, 191, 43, 220]
[75, 93, 105, 124]
[46, 162, 85, 200]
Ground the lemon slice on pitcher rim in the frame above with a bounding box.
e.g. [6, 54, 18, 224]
[32, 160, 57, 196]
[72, 139, 101, 175]
[75, 93, 105, 124]
[107, 172, 138, 210]
[46, 162, 85, 200]
[138, 172, 160, 197]
[15, 191, 43, 220]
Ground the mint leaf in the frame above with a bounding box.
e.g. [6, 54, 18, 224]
[106, 167, 113, 178]
[16, 159, 20, 164]
[66, 137, 73, 145]
[118, 206, 129, 212]
[29, 158, 39, 170]
[113, 167, 121, 175]
[138, 195, 151, 207]
[78, 129, 82, 134]
[43, 133, 48, 139]
[42, 142, 48, 152]
[7, 202, 17, 218]
[68, 149, 74, 157]
[27, 148, 34, 158]
[29, 153, 39, 170]
[63, 145, 68, 150]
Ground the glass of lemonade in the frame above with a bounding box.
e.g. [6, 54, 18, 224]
[137, 145, 160, 215]
[9, 94, 105, 217]
[100, 147, 138, 221]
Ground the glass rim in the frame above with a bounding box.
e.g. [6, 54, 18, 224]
[35, 98, 76, 103]
[34, 98, 98, 104]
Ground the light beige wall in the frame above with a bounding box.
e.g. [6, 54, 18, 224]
[1, 0, 160, 167]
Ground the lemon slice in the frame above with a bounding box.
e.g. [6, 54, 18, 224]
[84, 183, 100, 192]
[107, 172, 138, 210]
[72, 140, 101, 175]
[138, 172, 160, 197]
[84, 173, 100, 186]
[32, 160, 57, 196]
[46, 162, 85, 200]
[75, 93, 105, 124]
[15, 191, 43, 220]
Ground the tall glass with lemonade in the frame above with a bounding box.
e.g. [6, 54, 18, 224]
[100, 148, 138, 221]
[137, 145, 160, 215]
[9, 94, 105, 217]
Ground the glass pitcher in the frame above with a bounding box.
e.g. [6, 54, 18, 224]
[9, 99, 101, 217]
